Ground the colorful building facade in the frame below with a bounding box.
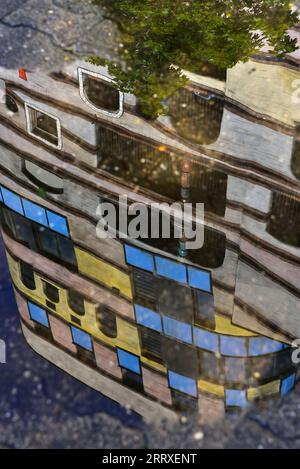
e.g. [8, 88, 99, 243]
[0, 40, 300, 422]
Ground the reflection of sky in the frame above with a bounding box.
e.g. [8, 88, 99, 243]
[0, 233, 142, 432]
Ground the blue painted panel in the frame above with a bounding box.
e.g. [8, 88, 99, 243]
[220, 336, 247, 357]
[1, 187, 24, 215]
[193, 327, 219, 352]
[249, 337, 283, 356]
[135, 304, 162, 332]
[117, 348, 141, 374]
[155, 256, 187, 283]
[124, 244, 155, 272]
[23, 199, 48, 226]
[28, 302, 49, 327]
[281, 373, 296, 395]
[163, 316, 192, 344]
[187, 266, 211, 292]
[225, 389, 248, 407]
[47, 210, 69, 237]
[71, 326, 93, 352]
[168, 371, 197, 397]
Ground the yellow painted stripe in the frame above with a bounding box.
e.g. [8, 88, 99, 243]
[198, 379, 225, 397]
[75, 248, 132, 299]
[214, 314, 257, 337]
[247, 380, 280, 401]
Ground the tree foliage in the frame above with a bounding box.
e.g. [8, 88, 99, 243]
[88, 0, 298, 118]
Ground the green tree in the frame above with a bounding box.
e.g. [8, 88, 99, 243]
[88, 0, 298, 119]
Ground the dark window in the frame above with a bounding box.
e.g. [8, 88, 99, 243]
[83, 75, 120, 113]
[46, 300, 56, 310]
[1, 206, 77, 271]
[168, 88, 224, 145]
[20, 261, 35, 290]
[97, 126, 227, 217]
[194, 290, 215, 328]
[6, 95, 18, 113]
[162, 336, 198, 379]
[292, 125, 300, 180]
[139, 326, 163, 362]
[171, 389, 198, 414]
[76, 346, 95, 367]
[157, 277, 194, 323]
[132, 268, 157, 309]
[29, 108, 59, 146]
[121, 369, 144, 393]
[198, 350, 223, 383]
[68, 290, 85, 316]
[71, 315, 81, 326]
[96, 305, 117, 338]
[34, 323, 53, 342]
[37, 226, 59, 258]
[43, 281, 59, 303]
[224, 357, 247, 385]
[267, 192, 300, 248]
[57, 236, 77, 267]
[29, 108, 58, 146]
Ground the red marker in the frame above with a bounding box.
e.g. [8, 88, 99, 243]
[19, 68, 27, 81]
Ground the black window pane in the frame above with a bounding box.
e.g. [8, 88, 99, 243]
[1, 207, 17, 238]
[31, 110, 58, 146]
[132, 268, 157, 309]
[57, 236, 77, 268]
[157, 278, 194, 323]
[194, 290, 215, 328]
[267, 192, 300, 248]
[36, 226, 59, 258]
[20, 261, 36, 290]
[198, 350, 223, 383]
[68, 290, 85, 316]
[84, 76, 120, 112]
[121, 368, 144, 393]
[168, 88, 224, 146]
[162, 337, 198, 379]
[6, 95, 18, 113]
[140, 327, 163, 362]
[96, 305, 117, 337]
[171, 389, 198, 414]
[43, 281, 59, 303]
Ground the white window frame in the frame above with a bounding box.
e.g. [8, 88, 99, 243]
[24, 102, 62, 150]
[78, 67, 124, 118]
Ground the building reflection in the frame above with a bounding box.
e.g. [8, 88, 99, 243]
[0, 34, 300, 422]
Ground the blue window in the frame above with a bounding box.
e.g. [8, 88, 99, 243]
[135, 304, 162, 332]
[0, 187, 3, 202]
[155, 256, 187, 283]
[47, 210, 69, 237]
[249, 337, 284, 356]
[1, 187, 24, 215]
[225, 389, 248, 407]
[193, 327, 219, 352]
[220, 336, 246, 357]
[281, 373, 296, 395]
[168, 371, 197, 397]
[117, 348, 141, 374]
[22, 199, 48, 226]
[124, 244, 154, 272]
[71, 326, 93, 352]
[163, 316, 192, 344]
[187, 266, 211, 292]
[28, 302, 49, 327]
